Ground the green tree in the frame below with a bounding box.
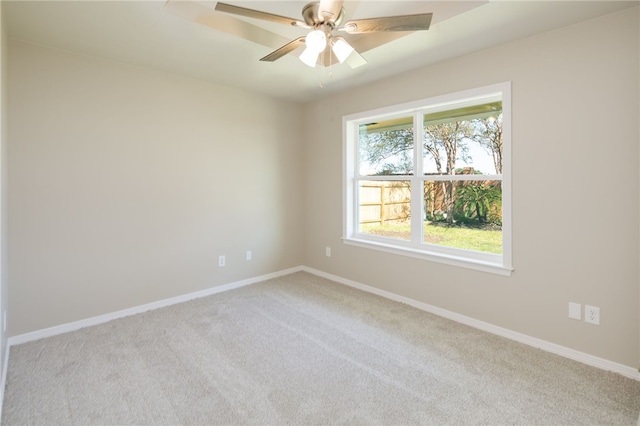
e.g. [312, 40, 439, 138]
[454, 182, 501, 223]
[359, 128, 413, 175]
[423, 121, 472, 223]
[471, 115, 503, 174]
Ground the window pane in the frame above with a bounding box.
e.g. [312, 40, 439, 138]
[423, 180, 502, 253]
[358, 117, 413, 176]
[344, 83, 510, 273]
[359, 180, 411, 240]
[423, 111, 502, 175]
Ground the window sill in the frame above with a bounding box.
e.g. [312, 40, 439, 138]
[343, 237, 513, 276]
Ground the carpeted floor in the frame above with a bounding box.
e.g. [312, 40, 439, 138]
[2, 271, 640, 425]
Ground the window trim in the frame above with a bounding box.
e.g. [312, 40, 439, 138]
[343, 82, 513, 276]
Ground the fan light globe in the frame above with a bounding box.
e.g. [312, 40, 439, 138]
[305, 30, 327, 52]
[299, 47, 319, 67]
[331, 38, 354, 63]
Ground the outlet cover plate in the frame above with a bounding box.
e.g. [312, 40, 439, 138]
[585, 305, 600, 325]
[569, 302, 581, 320]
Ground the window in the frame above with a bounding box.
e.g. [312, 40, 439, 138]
[343, 83, 512, 275]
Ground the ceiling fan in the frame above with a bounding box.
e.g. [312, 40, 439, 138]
[211, 1, 433, 68]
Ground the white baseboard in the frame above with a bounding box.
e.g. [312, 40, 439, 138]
[6, 265, 639, 382]
[302, 266, 640, 381]
[8, 266, 303, 346]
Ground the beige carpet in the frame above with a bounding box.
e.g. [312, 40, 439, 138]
[2, 271, 639, 425]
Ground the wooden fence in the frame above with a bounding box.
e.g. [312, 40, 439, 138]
[359, 172, 501, 226]
[359, 182, 411, 225]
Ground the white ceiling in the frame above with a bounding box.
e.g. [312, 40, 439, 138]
[4, 0, 638, 103]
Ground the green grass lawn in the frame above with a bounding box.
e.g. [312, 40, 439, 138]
[361, 222, 502, 254]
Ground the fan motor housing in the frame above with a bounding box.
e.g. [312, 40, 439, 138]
[302, 2, 345, 27]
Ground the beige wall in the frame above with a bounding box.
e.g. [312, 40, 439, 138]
[8, 40, 304, 335]
[0, 0, 8, 383]
[303, 8, 640, 368]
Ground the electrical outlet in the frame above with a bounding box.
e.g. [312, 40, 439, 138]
[326, 246, 331, 257]
[585, 305, 600, 325]
[218, 255, 226, 267]
[568, 302, 581, 320]
[246, 250, 252, 261]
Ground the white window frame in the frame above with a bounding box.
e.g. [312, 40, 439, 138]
[343, 82, 512, 276]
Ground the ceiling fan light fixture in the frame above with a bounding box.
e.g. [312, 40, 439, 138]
[300, 29, 327, 67]
[331, 37, 354, 63]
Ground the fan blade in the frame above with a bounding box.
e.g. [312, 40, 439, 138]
[165, 0, 290, 49]
[318, 0, 344, 24]
[341, 13, 433, 34]
[260, 37, 306, 62]
[347, 32, 411, 54]
[215, 2, 308, 28]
